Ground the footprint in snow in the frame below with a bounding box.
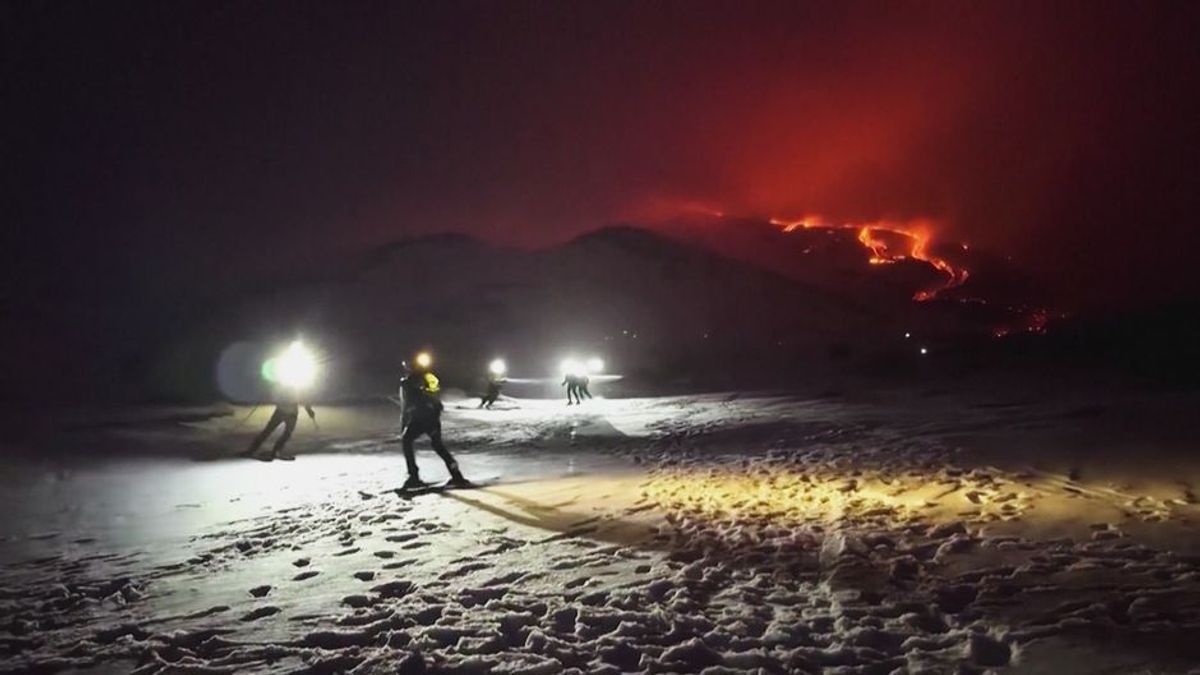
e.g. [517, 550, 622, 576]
[342, 594, 373, 608]
[240, 606, 281, 621]
[439, 562, 490, 579]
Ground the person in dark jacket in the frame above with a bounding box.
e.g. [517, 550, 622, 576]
[399, 354, 466, 488]
[244, 395, 315, 461]
[479, 359, 507, 409]
[562, 373, 582, 405]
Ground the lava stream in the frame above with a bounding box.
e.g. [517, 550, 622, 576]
[770, 216, 969, 301]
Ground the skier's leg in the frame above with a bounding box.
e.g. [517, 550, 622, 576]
[428, 420, 464, 482]
[247, 409, 284, 454]
[271, 412, 298, 454]
[401, 422, 422, 484]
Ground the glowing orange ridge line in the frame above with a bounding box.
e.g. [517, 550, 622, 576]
[768, 216, 969, 301]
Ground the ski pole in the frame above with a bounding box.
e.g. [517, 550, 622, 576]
[238, 404, 261, 426]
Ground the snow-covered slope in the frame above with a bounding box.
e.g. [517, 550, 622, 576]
[2, 389, 1198, 673]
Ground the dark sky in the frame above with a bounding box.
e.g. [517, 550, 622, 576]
[5, 0, 1200, 309]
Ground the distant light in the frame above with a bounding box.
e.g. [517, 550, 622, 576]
[264, 340, 318, 390]
[489, 358, 507, 376]
[904, 332, 912, 339]
[919, 347, 929, 355]
[560, 358, 584, 377]
[415, 352, 433, 369]
[587, 357, 604, 374]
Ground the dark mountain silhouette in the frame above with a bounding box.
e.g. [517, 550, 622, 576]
[144, 226, 925, 401]
[5, 222, 1067, 405]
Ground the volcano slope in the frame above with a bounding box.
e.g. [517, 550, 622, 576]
[1, 388, 1199, 674]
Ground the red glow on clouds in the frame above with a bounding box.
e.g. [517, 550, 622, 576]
[12, 2, 1194, 310]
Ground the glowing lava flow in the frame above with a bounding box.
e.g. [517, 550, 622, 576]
[769, 216, 969, 301]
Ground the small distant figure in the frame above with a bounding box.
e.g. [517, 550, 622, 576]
[399, 354, 467, 488]
[479, 359, 507, 409]
[562, 373, 582, 405]
[244, 397, 315, 461]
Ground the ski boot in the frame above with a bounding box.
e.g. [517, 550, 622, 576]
[446, 464, 471, 488]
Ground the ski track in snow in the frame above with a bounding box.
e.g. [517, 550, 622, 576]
[1, 394, 1199, 673]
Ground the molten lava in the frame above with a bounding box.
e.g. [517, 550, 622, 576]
[991, 307, 1066, 338]
[661, 204, 1062, 338]
[769, 216, 969, 301]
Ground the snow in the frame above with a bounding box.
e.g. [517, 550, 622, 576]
[1, 388, 1199, 673]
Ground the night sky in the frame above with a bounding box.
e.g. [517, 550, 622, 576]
[5, 1, 1200, 310]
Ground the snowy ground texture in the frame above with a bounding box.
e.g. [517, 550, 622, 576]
[2, 391, 1200, 674]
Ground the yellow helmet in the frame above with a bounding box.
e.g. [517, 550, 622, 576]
[423, 372, 440, 394]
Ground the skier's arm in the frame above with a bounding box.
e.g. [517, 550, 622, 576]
[305, 405, 316, 419]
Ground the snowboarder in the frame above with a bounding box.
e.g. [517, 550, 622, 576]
[399, 354, 467, 488]
[562, 373, 582, 405]
[244, 397, 315, 460]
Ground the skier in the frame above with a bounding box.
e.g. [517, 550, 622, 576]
[479, 359, 507, 409]
[399, 353, 467, 488]
[577, 373, 593, 401]
[244, 395, 315, 461]
[562, 372, 582, 405]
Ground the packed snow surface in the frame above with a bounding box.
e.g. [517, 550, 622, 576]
[2, 391, 1199, 673]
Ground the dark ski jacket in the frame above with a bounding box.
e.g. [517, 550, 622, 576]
[400, 372, 443, 421]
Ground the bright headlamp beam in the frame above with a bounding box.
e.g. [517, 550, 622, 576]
[415, 352, 433, 369]
[559, 358, 584, 377]
[264, 340, 319, 390]
[489, 358, 507, 376]
[560, 356, 605, 377]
